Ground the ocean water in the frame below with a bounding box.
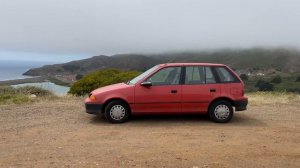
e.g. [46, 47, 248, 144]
[0, 60, 48, 81]
[0, 60, 70, 95]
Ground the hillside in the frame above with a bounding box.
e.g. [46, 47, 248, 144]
[23, 55, 159, 76]
[23, 48, 300, 78]
[24, 48, 300, 76]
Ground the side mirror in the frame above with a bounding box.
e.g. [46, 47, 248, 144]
[140, 81, 152, 87]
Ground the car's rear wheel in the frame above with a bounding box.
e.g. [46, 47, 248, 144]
[104, 100, 130, 123]
[209, 100, 233, 123]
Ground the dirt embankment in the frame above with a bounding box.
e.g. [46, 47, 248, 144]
[0, 96, 299, 168]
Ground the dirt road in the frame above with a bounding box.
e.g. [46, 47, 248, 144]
[0, 97, 299, 167]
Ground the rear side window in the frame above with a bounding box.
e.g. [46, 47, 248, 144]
[205, 67, 216, 84]
[185, 66, 205, 84]
[215, 67, 238, 83]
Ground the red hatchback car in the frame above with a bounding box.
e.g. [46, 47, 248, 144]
[85, 63, 248, 123]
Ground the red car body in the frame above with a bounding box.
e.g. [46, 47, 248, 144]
[85, 63, 248, 123]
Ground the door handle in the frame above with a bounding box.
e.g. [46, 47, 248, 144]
[171, 90, 177, 93]
[210, 89, 216, 92]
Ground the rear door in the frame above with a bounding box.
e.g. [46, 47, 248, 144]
[181, 66, 220, 113]
[214, 66, 243, 98]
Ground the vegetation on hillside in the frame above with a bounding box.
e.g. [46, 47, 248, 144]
[21, 48, 300, 91]
[69, 69, 140, 96]
[270, 75, 282, 84]
[255, 80, 274, 91]
[0, 86, 54, 105]
[245, 74, 300, 93]
[24, 48, 300, 77]
[239, 74, 248, 81]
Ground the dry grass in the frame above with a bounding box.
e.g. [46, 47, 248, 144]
[247, 91, 300, 106]
[0, 86, 56, 105]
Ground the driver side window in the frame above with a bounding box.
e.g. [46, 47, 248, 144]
[146, 67, 181, 86]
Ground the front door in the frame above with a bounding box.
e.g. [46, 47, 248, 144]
[134, 66, 182, 113]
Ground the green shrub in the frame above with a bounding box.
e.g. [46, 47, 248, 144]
[258, 82, 274, 91]
[287, 88, 300, 94]
[296, 76, 300, 82]
[0, 93, 30, 104]
[69, 69, 140, 96]
[0, 86, 16, 94]
[255, 79, 266, 87]
[270, 75, 282, 84]
[0, 86, 53, 105]
[16, 86, 52, 96]
[239, 74, 248, 81]
[254, 80, 274, 91]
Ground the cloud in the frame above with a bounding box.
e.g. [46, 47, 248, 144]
[0, 0, 299, 56]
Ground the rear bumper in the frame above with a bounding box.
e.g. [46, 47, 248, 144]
[234, 98, 248, 111]
[85, 103, 102, 115]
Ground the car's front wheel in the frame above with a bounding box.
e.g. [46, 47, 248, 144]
[209, 100, 233, 123]
[104, 100, 130, 123]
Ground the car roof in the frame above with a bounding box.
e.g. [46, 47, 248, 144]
[159, 63, 225, 67]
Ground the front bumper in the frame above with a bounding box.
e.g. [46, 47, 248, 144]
[234, 98, 248, 111]
[85, 103, 102, 115]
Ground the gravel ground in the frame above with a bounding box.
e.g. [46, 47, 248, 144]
[0, 97, 299, 168]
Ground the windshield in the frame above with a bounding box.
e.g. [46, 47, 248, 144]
[128, 65, 159, 85]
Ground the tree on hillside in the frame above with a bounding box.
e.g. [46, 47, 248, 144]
[255, 79, 265, 87]
[296, 76, 300, 82]
[287, 88, 300, 94]
[270, 75, 282, 84]
[258, 82, 274, 91]
[255, 79, 274, 91]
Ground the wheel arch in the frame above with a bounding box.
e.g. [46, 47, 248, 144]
[208, 97, 234, 112]
[101, 98, 131, 114]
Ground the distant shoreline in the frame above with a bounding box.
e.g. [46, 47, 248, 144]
[0, 76, 70, 86]
[0, 77, 46, 86]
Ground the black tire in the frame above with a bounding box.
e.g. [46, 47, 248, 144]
[209, 100, 233, 123]
[104, 100, 130, 123]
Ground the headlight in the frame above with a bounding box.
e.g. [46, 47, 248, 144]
[89, 94, 96, 101]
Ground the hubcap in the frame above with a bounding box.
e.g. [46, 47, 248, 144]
[110, 105, 126, 120]
[214, 104, 230, 120]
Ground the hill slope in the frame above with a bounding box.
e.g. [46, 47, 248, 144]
[24, 48, 300, 77]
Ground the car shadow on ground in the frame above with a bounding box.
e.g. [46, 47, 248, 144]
[230, 113, 267, 126]
[88, 112, 267, 127]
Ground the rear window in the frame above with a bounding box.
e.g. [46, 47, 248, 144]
[215, 67, 239, 83]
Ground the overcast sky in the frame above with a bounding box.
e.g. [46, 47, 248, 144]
[0, 0, 299, 62]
